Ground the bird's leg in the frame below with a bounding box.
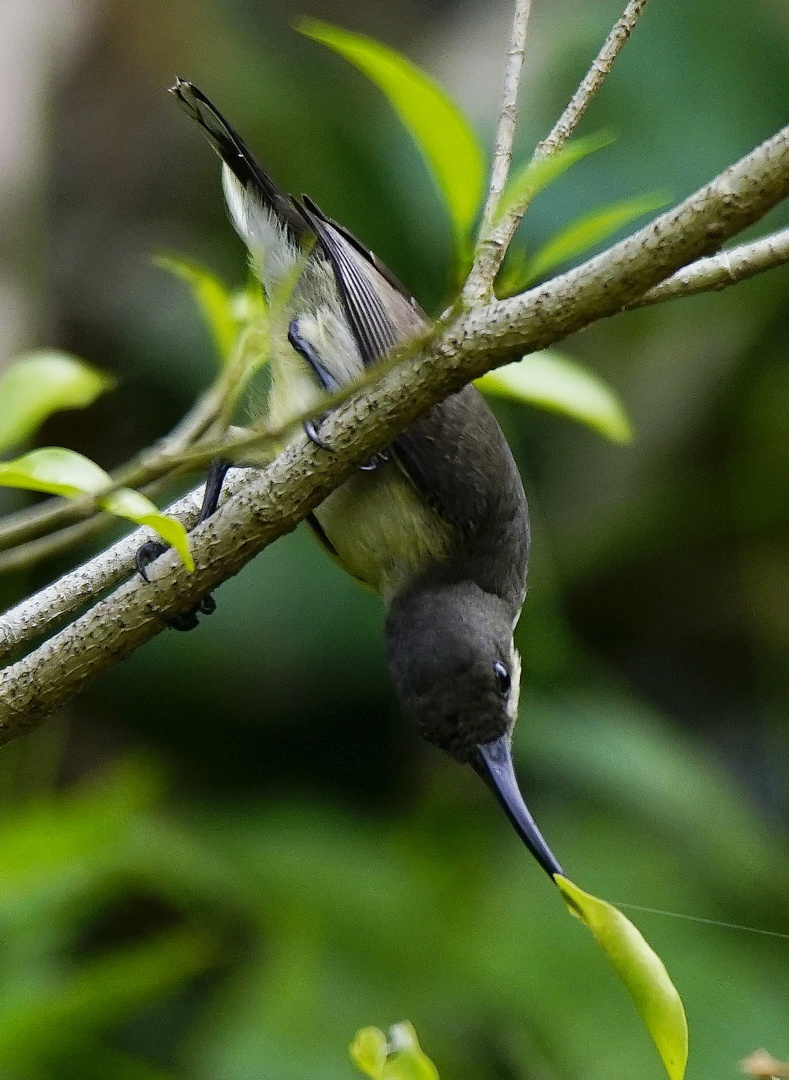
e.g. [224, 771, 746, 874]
[288, 318, 388, 470]
[135, 458, 231, 631]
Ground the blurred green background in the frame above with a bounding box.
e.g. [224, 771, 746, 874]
[1, 0, 788, 1077]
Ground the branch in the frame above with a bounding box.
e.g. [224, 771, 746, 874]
[632, 226, 789, 306]
[1, 121, 789, 740]
[535, 0, 651, 158]
[464, 0, 533, 302]
[0, 357, 237, 553]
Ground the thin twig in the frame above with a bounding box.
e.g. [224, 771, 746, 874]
[0, 475, 181, 576]
[0, 319, 419, 558]
[631, 226, 789, 307]
[464, 0, 534, 302]
[480, 0, 652, 291]
[536, 0, 651, 158]
[0, 473, 248, 663]
[1, 120, 789, 734]
[0, 360, 234, 553]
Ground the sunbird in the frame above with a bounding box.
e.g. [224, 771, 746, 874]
[138, 80, 563, 880]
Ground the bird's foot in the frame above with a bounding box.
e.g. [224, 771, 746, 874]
[304, 418, 389, 471]
[304, 417, 333, 452]
[135, 539, 168, 582]
[165, 594, 217, 632]
[134, 539, 217, 631]
[358, 449, 390, 472]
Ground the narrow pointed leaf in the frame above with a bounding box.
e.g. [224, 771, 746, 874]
[526, 192, 668, 282]
[0, 448, 193, 570]
[0, 351, 114, 453]
[383, 1024, 440, 1080]
[298, 19, 485, 241]
[350, 1027, 388, 1080]
[495, 244, 532, 299]
[556, 875, 688, 1080]
[154, 252, 239, 364]
[476, 350, 632, 443]
[495, 132, 614, 225]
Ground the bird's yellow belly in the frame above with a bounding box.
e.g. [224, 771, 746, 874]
[314, 460, 452, 604]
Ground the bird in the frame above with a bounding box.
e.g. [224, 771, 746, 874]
[139, 78, 563, 881]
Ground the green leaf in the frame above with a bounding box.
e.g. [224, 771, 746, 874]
[350, 1027, 388, 1080]
[495, 245, 532, 299]
[476, 350, 632, 443]
[104, 488, 194, 572]
[495, 132, 614, 226]
[525, 192, 668, 283]
[0, 448, 193, 570]
[154, 252, 240, 364]
[298, 19, 485, 242]
[0, 447, 111, 497]
[556, 876, 688, 1080]
[382, 1024, 440, 1080]
[350, 1024, 440, 1080]
[0, 351, 114, 453]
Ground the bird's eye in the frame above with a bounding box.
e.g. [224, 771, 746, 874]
[493, 661, 511, 695]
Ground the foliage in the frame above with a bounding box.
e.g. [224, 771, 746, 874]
[0, 353, 114, 454]
[298, 20, 486, 250]
[556, 876, 688, 1080]
[350, 1023, 439, 1080]
[1, 0, 789, 1078]
[0, 700, 786, 1079]
[0, 446, 193, 571]
[475, 351, 632, 443]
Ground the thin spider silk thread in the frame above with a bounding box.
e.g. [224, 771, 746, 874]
[613, 901, 789, 940]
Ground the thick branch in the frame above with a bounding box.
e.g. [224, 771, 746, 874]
[1, 121, 789, 740]
[9, 220, 789, 662]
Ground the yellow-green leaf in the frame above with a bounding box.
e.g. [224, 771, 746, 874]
[0, 447, 111, 497]
[103, 488, 194, 572]
[525, 192, 668, 283]
[382, 1023, 439, 1080]
[350, 1027, 388, 1080]
[0, 351, 114, 453]
[495, 132, 614, 226]
[476, 350, 632, 443]
[298, 19, 485, 242]
[154, 252, 239, 364]
[556, 875, 688, 1080]
[0, 448, 193, 571]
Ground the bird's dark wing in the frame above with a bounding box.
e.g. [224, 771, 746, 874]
[170, 79, 309, 242]
[296, 197, 528, 604]
[297, 196, 425, 366]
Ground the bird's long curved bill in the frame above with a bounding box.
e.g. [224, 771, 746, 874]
[473, 735, 563, 879]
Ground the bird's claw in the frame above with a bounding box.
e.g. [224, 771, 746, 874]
[164, 594, 216, 632]
[304, 418, 333, 452]
[358, 449, 391, 472]
[135, 538, 217, 632]
[304, 419, 390, 473]
[135, 539, 169, 582]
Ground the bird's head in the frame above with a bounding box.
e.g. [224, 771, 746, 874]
[385, 582, 563, 879]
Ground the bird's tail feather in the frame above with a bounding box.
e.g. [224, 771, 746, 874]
[170, 78, 308, 241]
